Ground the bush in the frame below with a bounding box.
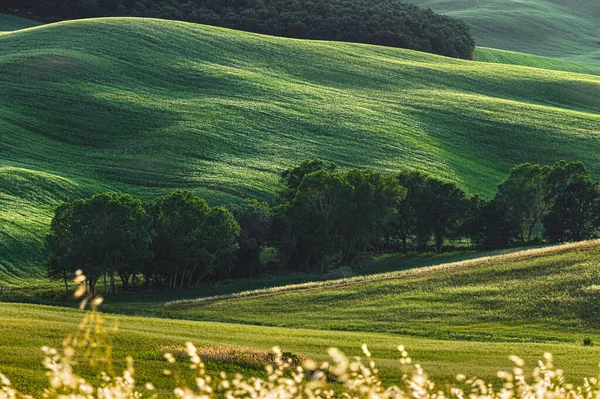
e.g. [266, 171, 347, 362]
[583, 337, 593, 346]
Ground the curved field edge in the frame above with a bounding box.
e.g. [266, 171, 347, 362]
[164, 240, 600, 308]
[1, 17, 600, 282]
[4, 302, 600, 396]
[161, 240, 600, 344]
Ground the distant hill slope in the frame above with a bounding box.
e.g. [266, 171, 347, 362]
[165, 241, 600, 343]
[475, 48, 600, 76]
[1, 18, 599, 283]
[0, 13, 39, 31]
[406, 0, 600, 66]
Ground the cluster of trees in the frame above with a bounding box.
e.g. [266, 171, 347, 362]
[47, 159, 600, 294]
[3, 0, 475, 59]
[464, 161, 600, 248]
[47, 191, 240, 294]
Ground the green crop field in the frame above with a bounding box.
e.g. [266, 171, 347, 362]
[4, 242, 600, 396]
[165, 241, 600, 344]
[405, 0, 600, 66]
[474, 47, 600, 76]
[0, 13, 39, 31]
[1, 17, 600, 284]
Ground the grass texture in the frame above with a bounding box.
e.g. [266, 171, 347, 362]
[5, 302, 600, 396]
[5, 243, 600, 395]
[406, 0, 600, 66]
[163, 241, 600, 343]
[1, 17, 600, 282]
[0, 13, 39, 31]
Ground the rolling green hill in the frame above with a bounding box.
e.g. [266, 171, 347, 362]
[0, 13, 39, 31]
[1, 18, 600, 283]
[405, 0, 600, 66]
[474, 48, 600, 76]
[5, 243, 600, 395]
[165, 241, 600, 343]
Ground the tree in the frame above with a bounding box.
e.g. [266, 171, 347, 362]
[232, 199, 272, 277]
[543, 161, 600, 242]
[340, 169, 406, 265]
[280, 158, 337, 206]
[288, 169, 351, 272]
[202, 206, 240, 282]
[46, 193, 153, 295]
[463, 197, 521, 249]
[394, 170, 429, 252]
[46, 202, 75, 295]
[425, 179, 468, 253]
[150, 190, 211, 290]
[495, 163, 552, 242]
[395, 171, 467, 253]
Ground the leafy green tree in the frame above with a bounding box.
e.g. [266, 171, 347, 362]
[202, 206, 240, 282]
[425, 178, 469, 253]
[395, 171, 467, 253]
[340, 169, 406, 264]
[288, 169, 351, 272]
[232, 199, 272, 277]
[268, 212, 296, 270]
[280, 158, 337, 206]
[495, 163, 552, 242]
[46, 193, 153, 295]
[46, 202, 75, 294]
[394, 170, 429, 252]
[463, 197, 521, 249]
[150, 190, 211, 290]
[543, 161, 600, 242]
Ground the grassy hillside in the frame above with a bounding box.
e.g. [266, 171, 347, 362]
[1, 18, 600, 282]
[405, 0, 600, 66]
[475, 48, 600, 76]
[4, 301, 600, 396]
[165, 241, 600, 343]
[0, 13, 39, 31]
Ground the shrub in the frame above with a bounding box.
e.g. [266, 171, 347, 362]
[583, 337, 593, 346]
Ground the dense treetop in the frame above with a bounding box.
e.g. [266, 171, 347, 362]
[2, 0, 475, 59]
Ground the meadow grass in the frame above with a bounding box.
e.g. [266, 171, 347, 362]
[406, 0, 600, 66]
[1, 17, 599, 282]
[162, 241, 600, 343]
[0, 13, 39, 31]
[5, 301, 600, 396]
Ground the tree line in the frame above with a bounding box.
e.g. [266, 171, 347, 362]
[47, 159, 600, 294]
[3, 0, 475, 60]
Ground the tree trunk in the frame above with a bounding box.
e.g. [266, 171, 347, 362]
[435, 232, 443, 254]
[63, 272, 69, 295]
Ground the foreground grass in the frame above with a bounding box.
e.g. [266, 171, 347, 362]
[4, 302, 600, 396]
[164, 241, 600, 343]
[406, 0, 600, 66]
[1, 17, 599, 281]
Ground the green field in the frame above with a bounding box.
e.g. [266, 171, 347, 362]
[4, 242, 600, 396]
[164, 241, 600, 343]
[475, 47, 600, 76]
[1, 17, 600, 283]
[0, 13, 39, 31]
[406, 0, 600, 66]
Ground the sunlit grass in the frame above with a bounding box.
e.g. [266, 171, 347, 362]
[163, 241, 600, 343]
